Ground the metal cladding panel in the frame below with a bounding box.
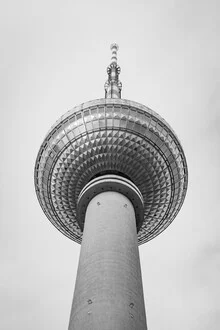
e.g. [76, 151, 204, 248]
[34, 98, 188, 245]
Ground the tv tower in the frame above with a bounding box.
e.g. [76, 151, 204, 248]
[34, 44, 188, 329]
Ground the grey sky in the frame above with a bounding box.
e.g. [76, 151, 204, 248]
[1, 0, 220, 329]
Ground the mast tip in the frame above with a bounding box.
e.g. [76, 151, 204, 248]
[110, 43, 119, 51]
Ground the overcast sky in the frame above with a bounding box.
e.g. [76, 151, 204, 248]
[1, 0, 220, 329]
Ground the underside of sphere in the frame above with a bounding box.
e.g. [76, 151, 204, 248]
[34, 98, 188, 245]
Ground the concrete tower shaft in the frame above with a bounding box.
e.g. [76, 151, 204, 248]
[69, 191, 147, 330]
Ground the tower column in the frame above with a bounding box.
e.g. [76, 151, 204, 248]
[69, 191, 147, 330]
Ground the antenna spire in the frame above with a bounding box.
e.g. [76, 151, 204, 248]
[104, 43, 122, 99]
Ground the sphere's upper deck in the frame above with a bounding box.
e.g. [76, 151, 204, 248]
[34, 98, 188, 245]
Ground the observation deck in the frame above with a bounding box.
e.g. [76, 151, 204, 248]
[34, 98, 188, 245]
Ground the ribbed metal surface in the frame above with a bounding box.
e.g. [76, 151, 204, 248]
[34, 98, 188, 245]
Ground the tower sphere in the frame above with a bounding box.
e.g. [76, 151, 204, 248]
[35, 96, 188, 245]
